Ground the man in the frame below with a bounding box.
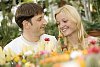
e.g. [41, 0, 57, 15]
[4, 2, 57, 54]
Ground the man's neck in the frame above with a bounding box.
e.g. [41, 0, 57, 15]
[22, 33, 40, 42]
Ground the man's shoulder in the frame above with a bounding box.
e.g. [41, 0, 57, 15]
[7, 36, 21, 45]
[4, 36, 22, 49]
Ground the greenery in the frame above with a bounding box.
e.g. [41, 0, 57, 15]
[45, 22, 59, 39]
[0, 0, 19, 47]
[83, 20, 100, 32]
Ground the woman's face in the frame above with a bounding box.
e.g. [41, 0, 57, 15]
[56, 11, 77, 37]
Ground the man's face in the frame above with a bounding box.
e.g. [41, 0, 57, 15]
[24, 13, 47, 37]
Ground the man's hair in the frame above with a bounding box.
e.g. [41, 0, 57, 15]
[15, 2, 43, 29]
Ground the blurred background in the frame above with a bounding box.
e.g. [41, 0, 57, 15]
[0, 0, 100, 47]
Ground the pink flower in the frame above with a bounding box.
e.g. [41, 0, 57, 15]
[39, 50, 49, 55]
[16, 64, 21, 67]
[44, 38, 50, 41]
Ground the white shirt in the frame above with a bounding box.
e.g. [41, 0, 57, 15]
[4, 34, 57, 55]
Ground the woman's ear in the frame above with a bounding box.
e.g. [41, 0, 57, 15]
[22, 20, 30, 29]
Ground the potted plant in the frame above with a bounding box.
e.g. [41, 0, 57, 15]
[83, 20, 100, 37]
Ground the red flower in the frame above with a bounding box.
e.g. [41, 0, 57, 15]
[88, 46, 100, 54]
[90, 40, 96, 45]
[44, 38, 50, 41]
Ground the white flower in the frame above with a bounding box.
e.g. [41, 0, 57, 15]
[61, 61, 80, 67]
[70, 50, 82, 59]
[24, 50, 33, 56]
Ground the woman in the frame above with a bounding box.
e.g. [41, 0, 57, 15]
[54, 5, 100, 67]
[55, 5, 90, 50]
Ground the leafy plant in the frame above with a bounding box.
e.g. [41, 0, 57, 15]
[83, 20, 100, 32]
[45, 22, 59, 39]
[0, 0, 19, 47]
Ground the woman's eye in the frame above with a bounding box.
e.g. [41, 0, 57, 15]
[63, 20, 68, 23]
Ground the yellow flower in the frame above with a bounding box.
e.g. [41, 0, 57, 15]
[38, 38, 55, 53]
[0, 46, 6, 65]
[50, 51, 58, 56]
[45, 41, 53, 52]
[0, 46, 3, 53]
[64, 50, 71, 54]
[4, 48, 17, 61]
[14, 56, 21, 62]
[38, 42, 45, 52]
[40, 54, 70, 64]
[6, 56, 12, 62]
[25, 62, 30, 67]
[22, 59, 27, 63]
[25, 62, 35, 67]
[82, 49, 88, 55]
[22, 45, 34, 54]
[76, 57, 86, 67]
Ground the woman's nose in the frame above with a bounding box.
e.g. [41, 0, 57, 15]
[59, 22, 65, 28]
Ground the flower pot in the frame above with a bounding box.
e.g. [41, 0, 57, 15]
[88, 30, 100, 37]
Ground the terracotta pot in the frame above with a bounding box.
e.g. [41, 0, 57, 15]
[88, 30, 100, 37]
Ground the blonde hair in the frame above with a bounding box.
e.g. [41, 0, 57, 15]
[55, 5, 87, 49]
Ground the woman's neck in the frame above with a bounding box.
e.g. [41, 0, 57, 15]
[66, 31, 85, 50]
[67, 32, 79, 46]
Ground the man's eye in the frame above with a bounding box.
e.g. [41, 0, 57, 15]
[38, 18, 41, 21]
[37, 17, 42, 21]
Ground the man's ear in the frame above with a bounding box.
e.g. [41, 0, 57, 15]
[22, 20, 30, 29]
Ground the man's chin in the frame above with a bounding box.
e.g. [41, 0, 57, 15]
[40, 31, 45, 35]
